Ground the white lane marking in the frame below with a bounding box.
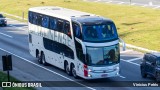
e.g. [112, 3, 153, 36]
[18, 27, 28, 31]
[7, 20, 18, 23]
[0, 48, 96, 90]
[120, 50, 133, 54]
[6, 18, 18, 21]
[8, 24, 28, 28]
[153, 6, 160, 9]
[0, 32, 13, 38]
[118, 2, 124, 4]
[8, 24, 27, 31]
[6, 18, 27, 24]
[98, 0, 160, 9]
[127, 57, 142, 62]
[119, 75, 126, 78]
[121, 59, 140, 66]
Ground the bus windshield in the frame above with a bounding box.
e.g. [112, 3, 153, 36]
[86, 44, 120, 66]
[82, 22, 118, 42]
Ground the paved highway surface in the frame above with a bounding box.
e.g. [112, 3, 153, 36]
[0, 18, 159, 90]
[85, 0, 160, 9]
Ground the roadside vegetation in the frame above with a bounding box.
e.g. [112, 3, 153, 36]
[0, 71, 35, 90]
[0, 0, 160, 51]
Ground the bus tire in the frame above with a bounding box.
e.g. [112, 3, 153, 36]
[36, 49, 39, 58]
[65, 62, 71, 76]
[41, 52, 48, 66]
[141, 67, 147, 78]
[71, 64, 78, 79]
[37, 53, 42, 64]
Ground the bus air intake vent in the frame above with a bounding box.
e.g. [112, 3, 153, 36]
[80, 15, 90, 17]
[51, 8, 61, 10]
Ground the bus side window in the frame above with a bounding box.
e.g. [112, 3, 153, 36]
[32, 13, 37, 25]
[29, 11, 33, 24]
[49, 17, 57, 30]
[37, 15, 42, 26]
[42, 15, 49, 28]
[44, 38, 52, 52]
[64, 21, 71, 38]
[57, 19, 64, 32]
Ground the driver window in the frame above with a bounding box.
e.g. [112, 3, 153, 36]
[72, 22, 81, 39]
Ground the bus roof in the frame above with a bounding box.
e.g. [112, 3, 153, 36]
[29, 6, 113, 23]
[29, 6, 95, 19]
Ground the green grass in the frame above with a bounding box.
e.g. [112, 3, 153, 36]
[0, 0, 160, 51]
[0, 71, 35, 90]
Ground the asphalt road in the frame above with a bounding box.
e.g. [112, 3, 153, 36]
[0, 18, 159, 90]
[85, 0, 160, 9]
[112, 0, 160, 5]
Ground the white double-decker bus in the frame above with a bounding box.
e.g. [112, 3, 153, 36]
[28, 6, 120, 79]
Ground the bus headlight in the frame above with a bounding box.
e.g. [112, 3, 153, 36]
[115, 66, 119, 71]
[115, 66, 120, 75]
[4, 19, 7, 23]
[88, 69, 92, 72]
[116, 72, 119, 75]
[88, 74, 92, 77]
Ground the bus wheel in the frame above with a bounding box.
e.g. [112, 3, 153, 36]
[65, 63, 71, 76]
[141, 67, 147, 78]
[72, 64, 78, 79]
[37, 53, 42, 64]
[41, 53, 48, 66]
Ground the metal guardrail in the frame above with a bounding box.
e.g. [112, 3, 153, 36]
[119, 38, 126, 51]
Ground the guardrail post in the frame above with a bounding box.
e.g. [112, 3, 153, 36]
[119, 38, 126, 51]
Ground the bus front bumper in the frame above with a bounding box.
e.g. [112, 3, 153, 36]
[83, 69, 120, 80]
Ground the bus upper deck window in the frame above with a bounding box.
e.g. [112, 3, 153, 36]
[64, 21, 71, 38]
[49, 17, 57, 30]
